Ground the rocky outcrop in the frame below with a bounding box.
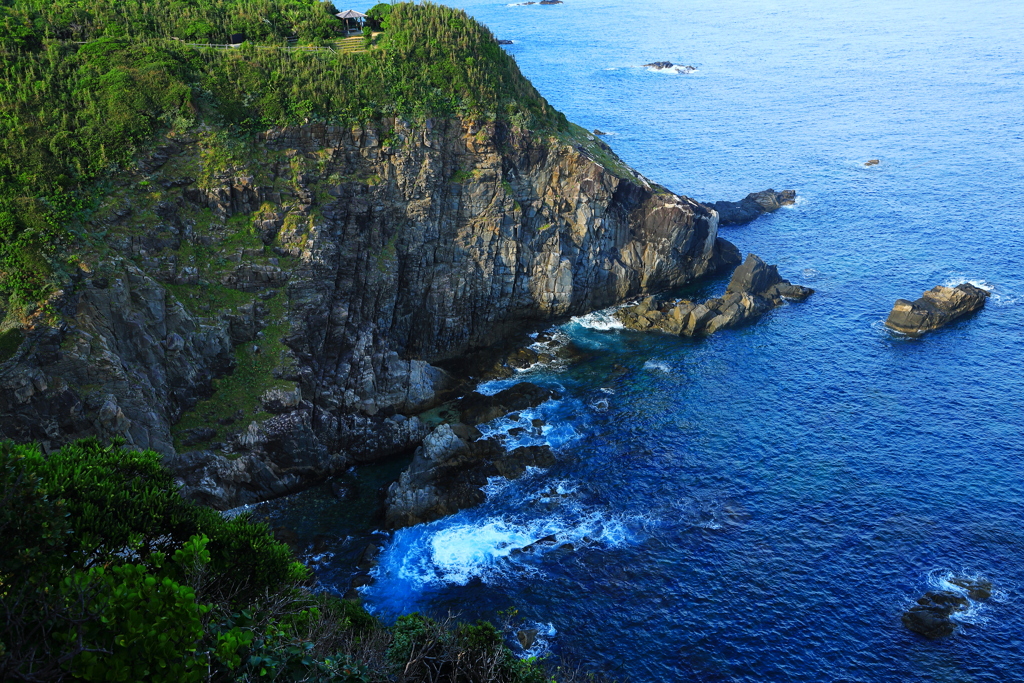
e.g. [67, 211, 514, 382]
[384, 423, 556, 529]
[902, 578, 991, 638]
[0, 117, 739, 508]
[711, 189, 796, 226]
[615, 253, 813, 336]
[384, 381, 558, 527]
[884, 283, 988, 335]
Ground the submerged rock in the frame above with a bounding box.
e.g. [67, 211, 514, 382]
[615, 254, 813, 337]
[711, 189, 797, 226]
[884, 283, 988, 335]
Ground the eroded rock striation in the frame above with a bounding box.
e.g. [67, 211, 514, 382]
[615, 253, 813, 336]
[0, 118, 739, 508]
[884, 283, 988, 335]
[712, 189, 796, 226]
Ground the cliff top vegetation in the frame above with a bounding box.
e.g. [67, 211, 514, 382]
[0, 1, 567, 308]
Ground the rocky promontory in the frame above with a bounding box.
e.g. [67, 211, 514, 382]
[615, 253, 813, 336]
[0, 116, 739, 509]
[884, 283, 988, 335]
[711, 189, 796, 226]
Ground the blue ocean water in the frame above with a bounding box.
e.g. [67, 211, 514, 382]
[304, 1, 1024, 680]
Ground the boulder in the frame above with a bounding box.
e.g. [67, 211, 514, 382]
[865, 159, 880, 166]
[884, 283, 988, 335]
[711, 189, 797, 226]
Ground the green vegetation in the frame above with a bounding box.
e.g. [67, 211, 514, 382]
[0, 1, 566, 308]
[0, 327, 22, 362]
[0, 439, 560, 682]
[173, 292, 295, 451]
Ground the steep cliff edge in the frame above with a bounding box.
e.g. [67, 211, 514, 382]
[0, 118, 737, 507]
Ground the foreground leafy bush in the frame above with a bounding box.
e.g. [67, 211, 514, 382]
[0, 440, 560, 682]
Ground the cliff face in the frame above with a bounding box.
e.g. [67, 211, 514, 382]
[0, 118, 737, 507]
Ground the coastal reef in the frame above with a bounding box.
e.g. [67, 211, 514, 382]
[884, 283, 988, 335]
[615, 253, 813, 336]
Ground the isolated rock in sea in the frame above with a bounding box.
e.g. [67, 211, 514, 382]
[884, 283, 988, 335]
[711, 189, 797, 226]
[593, 129, 607, 135]
[948, 577, 992, 600]
[497, 39, 513, 45]
[865, 159, 880, 166]
[615, 254, 813, 336]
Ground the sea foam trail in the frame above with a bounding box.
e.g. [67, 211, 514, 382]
[569, 308, 625, 331]
[362, 495, 640, 619]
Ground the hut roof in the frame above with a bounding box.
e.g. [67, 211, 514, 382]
[335, 10, 368, 19]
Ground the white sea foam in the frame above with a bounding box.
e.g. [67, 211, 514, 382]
[570, 308, 625, 331]
[643, 360, 672, 373]
[639, 64, 697, 75]
[376, 506, 637, 590]
[475, 399, 583, 450]
[942, 275, 1019, 307]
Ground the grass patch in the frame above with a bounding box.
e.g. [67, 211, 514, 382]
[0, 327, 24, 363]
[172, 294, 294, 451]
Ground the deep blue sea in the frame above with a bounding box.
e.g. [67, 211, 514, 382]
[271, 1, 1024, 680]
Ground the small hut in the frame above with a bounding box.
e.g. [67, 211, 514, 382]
[335, 9, 368, 35]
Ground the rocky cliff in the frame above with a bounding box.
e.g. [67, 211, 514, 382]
[0, 118, 738, 508]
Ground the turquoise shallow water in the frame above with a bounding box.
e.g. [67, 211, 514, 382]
[281, 1, 1024, 680]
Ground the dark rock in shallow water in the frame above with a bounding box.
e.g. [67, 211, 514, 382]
[711, 189, 797, 226]
[384, 417, 557, 528]
[902, 591, 969, 639]
[615, 254, 813, 337]
[517, 629, 540, 650]
[865, 159, 880, 166]
[593, 129, 607, 136]
[884, 283, 988, 335]
[456, 382, 560, 426]
[497, 39, 513, 45]
[902, 577, 993, 638]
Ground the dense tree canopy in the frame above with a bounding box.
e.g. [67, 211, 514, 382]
[0, 1, 565, 304]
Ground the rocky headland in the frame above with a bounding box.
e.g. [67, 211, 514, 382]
[884, 283, 988, 335]
[615, 253, 813, 336]
[712, 189, 796, 226]
[0, 117, 740, 509]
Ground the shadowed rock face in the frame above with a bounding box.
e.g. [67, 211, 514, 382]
[884, 283, 988, 335]
[615, 253, 813, 336]
[0, 118, 739, 508]
[711, 189, 796, 226]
